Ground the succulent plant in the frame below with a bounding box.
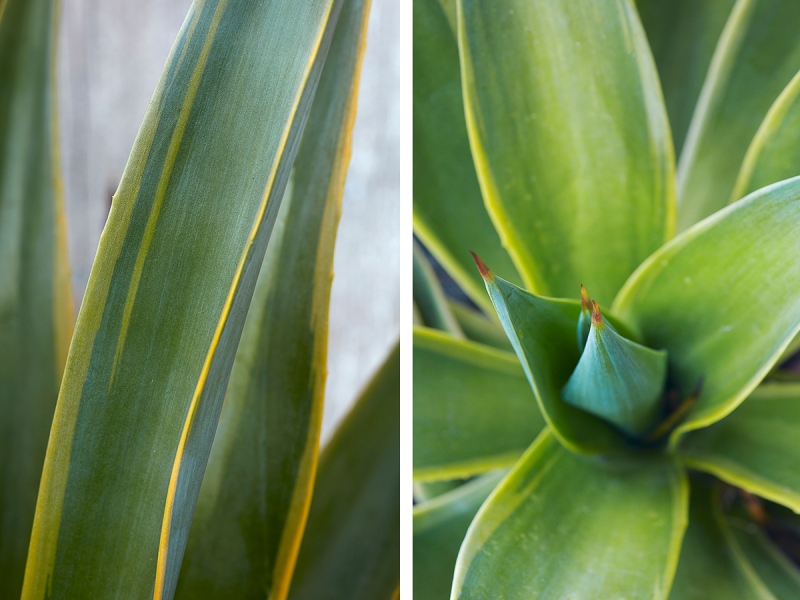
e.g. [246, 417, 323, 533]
[414, 0, 800, 598]
[0, 0, 398, 598]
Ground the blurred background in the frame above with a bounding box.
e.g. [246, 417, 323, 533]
[56, 0, 399, 441]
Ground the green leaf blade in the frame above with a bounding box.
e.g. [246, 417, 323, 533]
[458, 0, 675, 305]
[477, 267, 627, 455]
[414, 241, 464, 337]
[413, 0, 521, 313]
[677, 0, 800, 230]
[669, 480, 769, 600]
[0, 0, 73, 596]
[21, 1, 342, 597]
[613, 177, 800, 446]
[636, 0, 737, 156]
[288, 343, 399, 600]
[679, 383, 800, 512]
[413, 471, 504, 600]
[563, 306, 668, 437]
[413, 327, 544, 481]
[733, 70, 800, 201]
[173, 0, 371, 597]
[452, 430, 688, 600]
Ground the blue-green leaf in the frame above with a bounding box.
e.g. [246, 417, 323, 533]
[563, 301, 667, 438]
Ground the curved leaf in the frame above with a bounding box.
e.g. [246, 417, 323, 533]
[677, 0, 800, 230]
[476, 263, 632, 455]
[447, 300, 510, 351]
[413, 327, 544, 480]
[636, 0, 737, 156]
[414, 240, 464, 337]
[679, 383, 800, 512]
[0, 0, 73, 596]
[21, 2, 343, 598]
[563, 302, 668, 437]
[733, 69, 800, 201]
[669, 480, 770, 600]
[173, 0, 371, 597]
[613, 177, 800, 447]
[724, 513, 800, 599]
[452, 429, 688, 600]
[413, 471, 504, 600]
[413, 0, 520, 314]
[288, 343, 399, 600]
[458, 0, 674, 305]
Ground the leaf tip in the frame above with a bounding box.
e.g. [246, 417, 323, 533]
[580, 284, 591, 311]
[591, 300, 604, 329]
[471, 251, 492, 280]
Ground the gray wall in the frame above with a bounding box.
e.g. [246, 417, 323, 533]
[56, 0, 400, 441]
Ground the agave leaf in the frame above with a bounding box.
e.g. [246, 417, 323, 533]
[412, 0, 521, 314]
[669, 480, 772, 600]
[288, 343, 399, 600]
[0, 0, 73, 596]
[635, 0, 737, 156]
[414, 479, 463, 502]
[447, 300, 510, 351]
[413, 326, 544, 481]
[21, 2, 344, 597]
[724, 513, 800, 599]
[452, 429, 688, 600]
[677, 0, 800, 230]
[458, 0, 674, 306]
[678, 383, 800, 512]
[173, 0, 371, 597]
[414, 240, 464, 337]
[733, 70, 800, 201]
[475, 260, 633, 455]
[413, 470, 504, 600]
[563, 301, 668, 437]
[613, 177, 800, 448]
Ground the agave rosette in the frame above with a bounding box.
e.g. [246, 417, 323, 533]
[414, 0, 800, 597]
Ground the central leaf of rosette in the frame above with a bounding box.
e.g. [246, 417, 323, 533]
[564, 286, 668, 438]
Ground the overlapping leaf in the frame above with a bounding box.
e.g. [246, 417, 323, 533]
[0, 0, 73, 596]
[458, 0, 674, 305]
[476, 263, 634, 455]
[413, 327, 544, 480]
[679, 383, 800, 512]
[670, 480, 800, 599]
[677, 0, 800, 229]
[413, 0, 520, 313]
[289, 343, 399, 600]
[413, 471, 504, 600]
[174, 0, 371, 596]
[733, 70, 800, 200]
[636, 0, 737, 156]
[21, 1, 344, 597]
[413, 241, 464, 337]
[452, 430, 687, 600]
[613, 177, 800, 446]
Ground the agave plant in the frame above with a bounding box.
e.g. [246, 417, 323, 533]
[0, 0, 398, 598]
[414, 0, 800, 598]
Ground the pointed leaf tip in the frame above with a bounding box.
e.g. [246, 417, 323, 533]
[471, 251, 492, 280]
[580, 285, 591, 311]
[591, 301, 604, 329]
